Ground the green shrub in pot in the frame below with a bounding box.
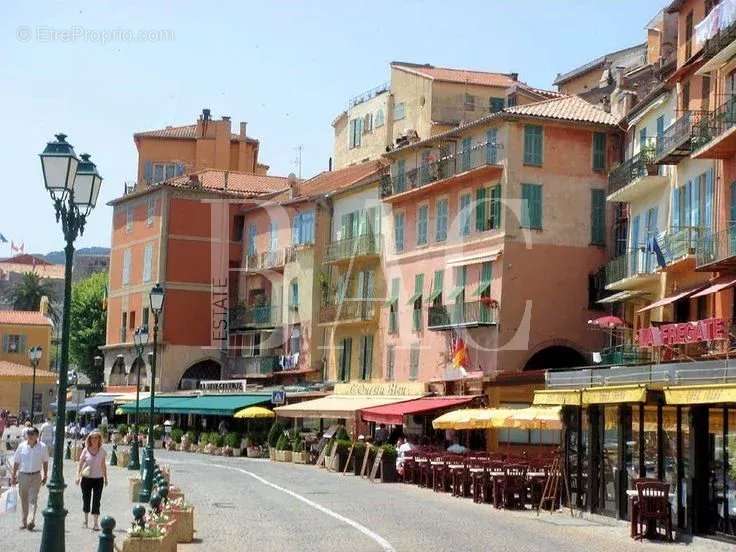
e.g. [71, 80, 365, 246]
[225, 432, 241, 449]
[171, 428, 184, 444]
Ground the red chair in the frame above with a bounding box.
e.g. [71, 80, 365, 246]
[636, 481, 673, 541]
[497, 465, 529, 509]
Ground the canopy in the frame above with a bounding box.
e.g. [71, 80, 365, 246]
[432, 406, 563, 430]
[274, 394, 413, 419]
[690, 276, 736, 298]
[596, 290, 647, 304]
[582, 384, 647, 405]
[532, 389, 581, 406]
[361, 396, 474, 425]
[664, 383, 736, 405]
[113, 392, 151, 403]
[79, 405, 97, 414]
[588, 316, 626, 329]
[164, 394, 271, 416]
[637, 284, 705, 313]
[52, 394, 121, 411]
[118, 395, 196, 415]
[505, 406, 562, 430]
[234, 406, 275, 419]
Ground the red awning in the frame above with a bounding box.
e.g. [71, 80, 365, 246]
[690, 276, 736, 298]
[636, 284, 706, 313]
[361, 396, 475, 425]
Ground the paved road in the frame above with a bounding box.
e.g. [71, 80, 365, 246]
[2, 449, 733, 552]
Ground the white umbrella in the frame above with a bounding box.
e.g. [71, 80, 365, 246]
[79, 405, 97, 414]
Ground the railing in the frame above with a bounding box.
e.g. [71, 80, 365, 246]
[599, 344, 651, 366]
[427, 301, 498, 329]
[319, 299, 375, 323]
[607, 145, 658, 196]
[605, 248, 656, 285]
[245, 249, 286, 272]
[348, 81, 390, 109]
[697, 0, 736, 59]
[655, 112, 695, 161]
[325, 234, 381, 262]
[382, 142, 501, 198]
[230, 355, 279, 377]
[691, 95, 736, 152]
[231, 304, 281, 327]
[658, 226, 703, 263]
[696, 225, 736, 267]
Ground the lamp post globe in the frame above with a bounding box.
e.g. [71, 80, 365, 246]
[140, 284, 164, 502]
[27, 346, 43, 423]
[38, 133, 102, 552]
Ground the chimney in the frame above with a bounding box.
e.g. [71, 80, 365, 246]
[328, 157, 333, 172]
[202, 108, 211, 121]
[510, 72, 519, 81]
[288, 173, 298, 199]
[221, 115, 230, 121]
[240, 121, 247, 139]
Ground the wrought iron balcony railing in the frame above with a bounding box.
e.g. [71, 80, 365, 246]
[599, 344, 651, 366]
[319, 299, 376, 324]
[229, 355, 279, 377]
[605, 248, 656, 286]
[696, 225, 736, 268]
[230, 304, 281, 328]
[245, 249, 288, 272]
[382, 142, 501, 198]
[654, 111, 708, 164]
[690, 96, 736, 153]
[427, 301, 498, 329]
[325, 234, 381, 262]
[607, 145, 658, 197]
[658, 226, 703, 264]
[698, 0, 736, 60]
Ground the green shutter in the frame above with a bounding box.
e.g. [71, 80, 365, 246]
[522, 184, 542, 229]
[475, 262, 493, 296]
[593, 133, 606, 171]
[490, 185, 502, 229]
[427, 270, 444, 302]
[532, 185, 543, 229]
[475, 187, 487, 231]
[591, 189, 605, 245]
[524, 125, 543, 166]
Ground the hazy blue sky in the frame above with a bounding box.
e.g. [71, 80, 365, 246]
[1, 0, 664, 255]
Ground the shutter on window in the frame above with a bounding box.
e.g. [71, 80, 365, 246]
[491, 185, 502, 229]
[475, 187, 486, 231]
[144, 161, 153, 183]
[591, 189, 605, 245]
[2, 334, 7, 353]
[672, 186, 681, 231]
[705, 169, 714, 228]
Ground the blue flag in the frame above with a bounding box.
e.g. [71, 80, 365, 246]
[647, 235, 667, 268]
[0, 233, 7, 243]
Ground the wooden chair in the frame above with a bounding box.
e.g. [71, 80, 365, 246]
[497, 465, 529, 509]
[636, 481, 673, 541]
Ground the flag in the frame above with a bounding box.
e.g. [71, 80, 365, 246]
[0, 233, 7, 243]
[10, 241, 24, 254]
[452, 337, 469, 369]
[646, 235, 667, 269]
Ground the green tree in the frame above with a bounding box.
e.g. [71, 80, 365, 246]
[5, 272, 57, 318]
[70, 272, 107, 386]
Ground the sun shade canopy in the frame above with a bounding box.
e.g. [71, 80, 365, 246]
[361, 396, 474, 425]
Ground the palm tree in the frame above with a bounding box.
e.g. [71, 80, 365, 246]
[5, 272, 57, 318]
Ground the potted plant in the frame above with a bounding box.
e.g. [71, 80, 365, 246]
[121, 524, 166, 552]
[334, 439, 352, 472]
[267, 421, 285, 460]
[275, 433, 291, 462]
[292, 438, 309, 463]
[225, 432, 242, 456]
[352, 442, 366, 476]
[165, 497, 195, 544]
[153, 425, 164, 449]
[379, 444, 398, 483]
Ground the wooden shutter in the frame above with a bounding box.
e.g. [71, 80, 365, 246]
[490, 185, 502, 229]
[475, 187, 487, 231]
[705, 169, 714, 228]
[672, 186, 681, 231]
[591, 189, 605, 245]
[144, 161, 153, 183]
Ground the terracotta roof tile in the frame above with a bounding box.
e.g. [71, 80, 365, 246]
[392, 62, 518, 88]
[0, 310, 54, 327]
[0, 262, 64, 280]
[504, 95, 619, 125]
[134, 124, 256, 143]
[167, 169, 291, 197]
[0, 361, 56, 379]
[297, 160, 387, 198]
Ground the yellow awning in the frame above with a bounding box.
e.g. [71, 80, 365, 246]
[432, 408, 516, 430]
[533, 389, 581, 406]
[664, 383, 736, 405]
[507, 406, 562, 430]
[273, 395, 415, 419]
[582, 385, 647, 405]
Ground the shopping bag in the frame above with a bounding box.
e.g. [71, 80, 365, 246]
[0, 486, 17, 514]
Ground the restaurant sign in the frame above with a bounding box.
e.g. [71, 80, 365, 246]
[635, 318, 727, 348]
[199, 379, 247, 393]
[334, 382, 425, 397]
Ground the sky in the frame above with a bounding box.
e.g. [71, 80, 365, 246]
[0, 0, 666, 256]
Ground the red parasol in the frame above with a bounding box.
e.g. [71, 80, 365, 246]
[588, 316, 626, 329]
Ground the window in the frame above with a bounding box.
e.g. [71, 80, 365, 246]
[593, 132, 606, 171]
[459, 193, 472, 236]
[489, 97, 505, 113]
[349, 118, 363, 148]
[125, 205, 133, 232]
[682, 81, 690, 111]
[412, 274, 424, 331]
[685, 11, 693, 60]
[489, 185, 502, 230]
[121, 312, 127, 341]
[393, 212, 405, 253]
[521, 183, 543, 229]
[394, 159, 406, 193]
[142, 307, 149, 327]
[375, 108, 385, 128]
[639, 127, 647, 152]
[479, 262, 492, 298]
[702, 75, 711, 112]
[246, 224, 257, 256]
[233, 215, 244, 241]
[591, 189, 606, 246]
[523, 125, 543, 166]
[146, 197, 155, 225]
[129, 310, 136, 329]
[409, 344, 420, 381]
[453, 266, 467, 305]
[289, 279, 299, 311]
[435, 198, 448, 241]
[394, 102, 405, 121]
[122, 248, 132, 285]
[430, 269, 444, 306]
[420, 150, 432, 183]
[142, 243, 153, 282]
[460, 137, 472, 171]
[476, 185, 502, 231]
[359, 335, 374, 380]
[339, 337, 353, 382]
[388, 277, 399, 334]
[269, 223, 278, 251]
[417, 204, 428, 246]
[506, 94, 517, 107]
[2, 334, 25, 354]
[363, 113, 373, 133]
[486, 129, 498, 164]
[289, 325, 301, 355]
[464, 93, 475, 110]
[152, 162, 178, 183]
[293, 211, 315, 245]
[385, 345, 395, 381]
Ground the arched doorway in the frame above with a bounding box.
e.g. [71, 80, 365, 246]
[108, 357, 126, 386]
[178, 359, 221, 390]
[128, 358, 148, 389]
[523, 345, 586, 371]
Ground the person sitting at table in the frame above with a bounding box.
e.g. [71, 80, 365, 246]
[447, 438, 467, 454]
[396, 436, 414, 474]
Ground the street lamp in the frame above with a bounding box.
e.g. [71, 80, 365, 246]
[38, 134, 103, 552]
[140, 283, 164, 502]
[27, 346, 43, 423]
[129, 326, 149, 471]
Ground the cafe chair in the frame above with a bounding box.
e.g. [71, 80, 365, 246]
[635, 481, 673, 541]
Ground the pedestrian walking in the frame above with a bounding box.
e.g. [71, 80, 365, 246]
[76, 430, 107, 531]
[10, 427, 49, 530]
[39, 418, 55, 455]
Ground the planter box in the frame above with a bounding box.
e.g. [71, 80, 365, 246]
[247, 446, 261, 458]
[292, 451, 309, 464]
[232, 448, 241, 457]
[169, 507, 194, 543]
[168, 486, 184, 502]
[269, 448, 276, 461]
[128, 477, 142, 502]
[275, 450, 292, 462]
[380, 459, 397, 483]
[156, 520, 177, 552]
[121, 535, 166, 552]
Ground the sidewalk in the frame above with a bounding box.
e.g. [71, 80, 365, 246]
[0, 451, 146, 551]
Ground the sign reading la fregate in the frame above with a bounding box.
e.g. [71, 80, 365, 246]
[635, 318, 727, 348]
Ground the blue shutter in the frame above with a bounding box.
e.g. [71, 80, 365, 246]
[705, 169, 714, 229]
[591, 189, 605, 245]
[521, 184, 531, 228]
[524, 125, 542, 165]
[692, 177, 701, 227]
[486, 129, 497, 164]
[730, 181, 736, 224]
[491, 185, 502, 229]
[396, 159, 406, 192]
[144, 161, 153, 184]
[461, 137, 472, 171]
[631, 215, 640, 249]
[533, 185, 543, 228]
[672, 186, 680, 231]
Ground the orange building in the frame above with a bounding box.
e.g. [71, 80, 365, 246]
[103, 110, 289, 392]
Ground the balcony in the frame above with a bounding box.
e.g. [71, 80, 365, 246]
[697, 0, 736, 60]
[230, 304, 281, 329]
[229, 355, 279, 378]
[599, 344, 651, 366]
[325, 234, 381, 263]
[696, 226, 736, 271]
[427, 301, 498, 330]
[654, 112, 700, 165]
[606, 145, 666, 202]
[691, 96, 736, 159]
[381, 142, 502, 200]
[319, 299, 376, 325]
[658, 226, 703, 269]
[605, 248, 659, 290]
[244, 249, 289, 272]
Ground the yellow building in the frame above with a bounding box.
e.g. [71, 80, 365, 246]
[0, 361, 57, 419]
[0, 310, 54, 370]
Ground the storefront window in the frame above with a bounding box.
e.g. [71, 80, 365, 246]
[602, 406, 620, 515]
[726, 410, 736, 536]
[679, 406, 690, 531]
[630, 406, 658, 482]
[662, 407, 677, 517]
[710, 408, 727, 534]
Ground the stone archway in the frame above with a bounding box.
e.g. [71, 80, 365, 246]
[178, 359, 222, 390]
[128, 357, 148, 388]
[108, 357, 126, 386]
[523, 343, 587, 371]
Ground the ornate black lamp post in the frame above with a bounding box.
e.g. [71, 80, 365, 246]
[39, 134, 102, 552]
[140, 283, 164, 502]
[27, 346, 43, 423]
[128, 326, 148, 470]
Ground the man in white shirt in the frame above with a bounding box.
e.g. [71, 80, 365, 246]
[447, 439, 468, 454]
[11, 427, 49, 530]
